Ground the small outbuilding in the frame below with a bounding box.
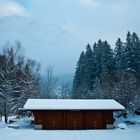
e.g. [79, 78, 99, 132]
[23, 99, 124, 130]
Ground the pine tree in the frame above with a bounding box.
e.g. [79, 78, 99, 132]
[100, 41, 114, 98]
[131, 32, 140, 111]
[131, 32, 140, 79]
[100, 41, 114, 80]
[73, 51, 85, 98]
[84, 44, 95, 98]
[114, 38, 124, 78]
[93, 39, 103, 80]
[124, 31, 135, 74]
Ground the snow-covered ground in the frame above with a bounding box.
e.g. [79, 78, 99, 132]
[0, 115, 140, 140]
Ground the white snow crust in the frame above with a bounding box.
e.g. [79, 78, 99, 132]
[0, 114, 140, 140]
[23, 99, 125, 110]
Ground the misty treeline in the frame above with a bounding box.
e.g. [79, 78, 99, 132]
[0, 41, 40, 120]
[40, 66, 72, 99]
[73, 32, 140, 113]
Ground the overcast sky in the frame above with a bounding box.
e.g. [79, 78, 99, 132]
[0, 0, 140, 44]
[0, 0, 140, 75]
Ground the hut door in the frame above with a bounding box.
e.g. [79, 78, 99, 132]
[84, 111, 104, 129]
[51, 111, 63, 129]
[45, 111, 63, 129]
[65, 111, 83, 129]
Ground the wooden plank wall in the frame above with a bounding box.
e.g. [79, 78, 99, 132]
[33, 110, 114, 130]
[65, 111, 83, 129]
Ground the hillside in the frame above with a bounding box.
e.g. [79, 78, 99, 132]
[0, 15, 84, 75]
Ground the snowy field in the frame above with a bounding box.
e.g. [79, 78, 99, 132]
[0, 115, 140, 140]
[0, 125, 140, 140]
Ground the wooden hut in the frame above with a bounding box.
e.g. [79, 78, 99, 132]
[23, 99, 124, 130]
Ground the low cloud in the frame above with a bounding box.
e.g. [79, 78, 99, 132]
[0, 0, 27, 17]
[81, 0, 99, 7]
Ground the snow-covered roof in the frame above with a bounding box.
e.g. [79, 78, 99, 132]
[23, 99, 125, 110]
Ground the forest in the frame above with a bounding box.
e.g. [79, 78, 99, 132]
[0, 32, 140, 121]
[73, 31, 140, 113]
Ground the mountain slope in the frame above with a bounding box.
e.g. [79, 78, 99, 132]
[0, 15, 84, 75]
